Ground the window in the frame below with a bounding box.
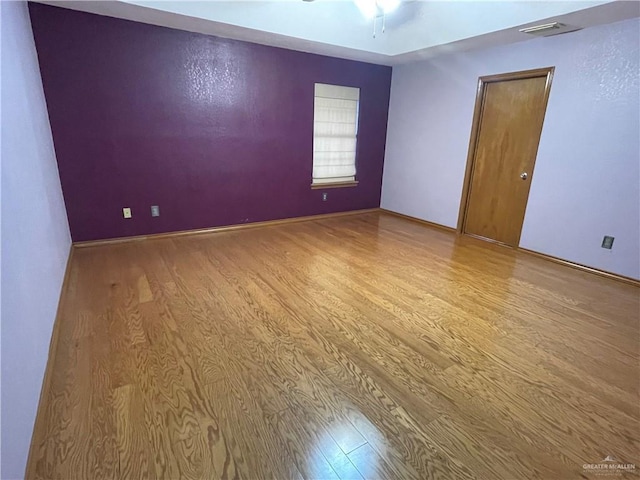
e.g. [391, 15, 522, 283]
[312, 83, 360, 187]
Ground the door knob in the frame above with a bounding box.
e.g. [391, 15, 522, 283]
[520, 172, 528, 180]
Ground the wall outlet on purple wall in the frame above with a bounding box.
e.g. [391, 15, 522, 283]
[28, 2, 391, 241]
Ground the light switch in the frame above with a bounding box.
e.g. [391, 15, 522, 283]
[123, 207, 132, 219]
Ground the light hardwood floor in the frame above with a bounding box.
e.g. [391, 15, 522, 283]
[27, 212, 639, 479]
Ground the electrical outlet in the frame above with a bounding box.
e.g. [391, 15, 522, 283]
[151, 205, 160, 217]
[123, 207, 132, 219]
[601, 235, 614, 250]
[322, 192, 328, 202]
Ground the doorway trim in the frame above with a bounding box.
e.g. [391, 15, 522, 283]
[456, 67, 555, 240]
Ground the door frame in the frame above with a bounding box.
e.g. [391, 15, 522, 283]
[456, 66, 555, 244]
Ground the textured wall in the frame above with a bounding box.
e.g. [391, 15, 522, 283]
[29, 3, 392, 242]
[382, 18, 640, 280]
[0, 2, 72, 478]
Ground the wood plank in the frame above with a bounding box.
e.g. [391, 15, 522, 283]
[27, 212, 640, 479]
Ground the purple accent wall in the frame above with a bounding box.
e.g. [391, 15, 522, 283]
[28, 3, 392, 242]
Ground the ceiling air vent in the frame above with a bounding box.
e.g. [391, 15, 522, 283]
[519, 22, 582, 37]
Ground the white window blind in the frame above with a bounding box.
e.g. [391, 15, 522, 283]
[313, 83, 360, 184]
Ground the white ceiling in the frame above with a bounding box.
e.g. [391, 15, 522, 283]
[33, 0, 640, 65]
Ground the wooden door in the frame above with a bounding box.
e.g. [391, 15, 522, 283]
[459, 68, 554, 247]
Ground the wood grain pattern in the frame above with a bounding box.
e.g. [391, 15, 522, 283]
[25, 245, 75, 476]
[379, 208, 457, 234]
[27, 211, 639, 479]
[72, 208, 379, 248]
[462, 68, 553, 247]
[518, 246, 640, 287]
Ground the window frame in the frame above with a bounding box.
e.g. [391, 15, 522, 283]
[311, 83, 361, 189]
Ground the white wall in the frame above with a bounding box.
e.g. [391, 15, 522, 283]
[382, 18, 640, 280]
[1, 2, 71, 478]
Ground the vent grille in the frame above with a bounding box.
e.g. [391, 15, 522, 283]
[519, 22, 582, 37]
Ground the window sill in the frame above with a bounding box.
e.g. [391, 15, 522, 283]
[311, 181, 359, 190]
